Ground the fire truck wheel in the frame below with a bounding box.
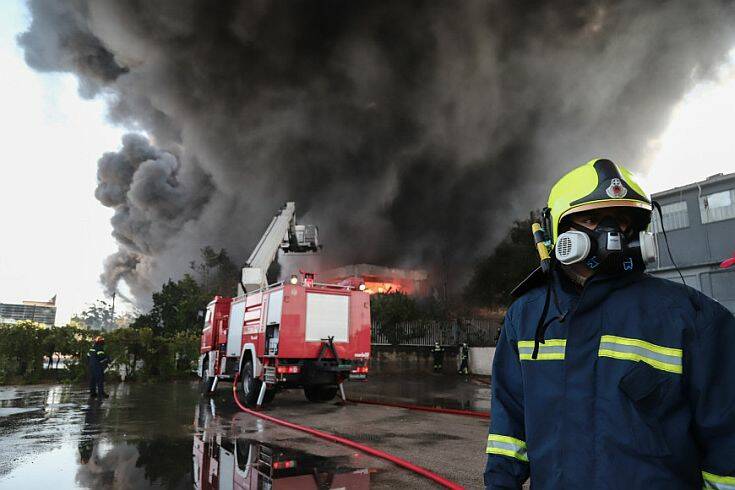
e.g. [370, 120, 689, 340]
[239, 361, 261, 406]
[303, 385, 338, 403]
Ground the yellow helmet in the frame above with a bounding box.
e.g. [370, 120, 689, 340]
[547, 158, 651, 243]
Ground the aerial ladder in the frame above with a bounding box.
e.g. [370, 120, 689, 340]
[238, 202, 320, 294]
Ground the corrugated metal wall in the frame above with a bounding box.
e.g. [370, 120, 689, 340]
[372, 319, 501, 347]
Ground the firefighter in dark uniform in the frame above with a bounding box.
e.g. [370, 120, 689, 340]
[485, 159, 735, 489]
[87, 336, 109, 398]
[432, 342, 444, 372]
[458, 343, 470, 374]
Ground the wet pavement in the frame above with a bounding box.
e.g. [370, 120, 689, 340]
[349, 372, 490, 413]
[0, 374, 490, 489]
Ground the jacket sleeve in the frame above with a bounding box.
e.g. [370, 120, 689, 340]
[97, 350, 109, 367]
[686, 302, 735, 489]
[484, 309, 529, 489]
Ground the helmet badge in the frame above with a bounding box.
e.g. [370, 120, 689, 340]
[606, 178, 628, 198]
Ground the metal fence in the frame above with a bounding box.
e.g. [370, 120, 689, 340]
[371, 319, 501, 347]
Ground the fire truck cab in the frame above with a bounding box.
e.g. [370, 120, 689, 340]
[198, 203, 371, 406]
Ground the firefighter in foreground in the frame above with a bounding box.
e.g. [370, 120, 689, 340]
[484, 159, 735, 489]
[87, 336, 109, 398]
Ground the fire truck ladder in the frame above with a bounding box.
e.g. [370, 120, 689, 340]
[239, 202, 320, 294]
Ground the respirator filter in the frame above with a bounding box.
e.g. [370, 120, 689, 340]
[631, 231, 657, 264]
[555, 230, 592, 265]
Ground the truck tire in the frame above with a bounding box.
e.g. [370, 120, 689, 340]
[239, 360, 264, 406]
[304, 385, 338, 403]
[200, 360, 214, 395]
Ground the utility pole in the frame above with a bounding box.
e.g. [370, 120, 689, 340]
[110, 292, 116, 331]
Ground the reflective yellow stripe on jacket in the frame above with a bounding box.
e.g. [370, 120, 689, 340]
[518, 339, 566, 361]
[703, 471, 735, 490]
[598, 335, 682, 374]
[486, 434, 529, 462]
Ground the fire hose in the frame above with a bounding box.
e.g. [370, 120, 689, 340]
[232, 374, 464, 490]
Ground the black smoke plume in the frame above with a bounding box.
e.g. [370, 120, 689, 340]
[18, 0, 735, 303]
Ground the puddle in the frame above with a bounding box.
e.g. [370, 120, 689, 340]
[348, 373, 491, 413]
[195, 434, 372, 489]
[0, 407, 41, 417]
[194, 400, 373, 489]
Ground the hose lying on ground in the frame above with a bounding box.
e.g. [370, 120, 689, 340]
[231, 374, 465, 490]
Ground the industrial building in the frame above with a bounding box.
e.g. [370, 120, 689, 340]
[648, 172, 735, 312]
[318, 264, 429, 296]
[0, 296, 57, 326]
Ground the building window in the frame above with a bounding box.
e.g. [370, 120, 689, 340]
[700, 189, 735, 223]
[652, 201, 689, 232]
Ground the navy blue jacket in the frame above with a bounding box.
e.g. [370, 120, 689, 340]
[87, 344, 109, 374]
[484, 271, 735, 489]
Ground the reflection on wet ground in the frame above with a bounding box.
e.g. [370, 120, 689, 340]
[0, 374, 489, 489]
[0, 383, 200, 489]
[194, 399, 385, 489]
[350, 372, 491, 413]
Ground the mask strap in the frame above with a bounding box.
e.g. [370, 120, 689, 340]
[652, 200, 700, 311]
[532, 262, 568, 359]
[532, 279, 552, 359]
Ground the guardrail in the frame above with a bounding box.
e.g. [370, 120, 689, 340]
[371, 319, 501, 347]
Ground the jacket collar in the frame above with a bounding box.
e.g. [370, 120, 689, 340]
[573, 270, 646, 314]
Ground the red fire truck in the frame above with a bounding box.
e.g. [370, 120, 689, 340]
[198, 203, 371, 406]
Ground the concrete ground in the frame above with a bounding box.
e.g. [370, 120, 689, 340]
[0, 373, 491, 489]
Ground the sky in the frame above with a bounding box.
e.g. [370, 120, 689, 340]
[0, 1, 126, 324]
[644, 51, 735, 193]
[0, 0, 733, 324]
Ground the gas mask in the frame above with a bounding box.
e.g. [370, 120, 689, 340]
[554, 217, 657, 273]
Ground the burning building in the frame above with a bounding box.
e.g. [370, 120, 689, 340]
[318, 264, 429, 296]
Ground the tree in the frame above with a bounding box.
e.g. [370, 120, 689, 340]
[133, 247, 240, 337]
[107, 246, 235, 379]
[0, 321, 45, 381]
[190, 246, 239, 297]
[132, 275, 210, 336]
[114, 312, 137, 329]
[41, 326, 63, 369]
[370, 292, 421, 327]
[106, 327, 151, 379]
[72, 301, 115, 331]
[463, 217, 540, 307]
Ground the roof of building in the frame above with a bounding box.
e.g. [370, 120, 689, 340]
[21, 300, 56, 308]
[652, 171, 735, 199]
[318, 263, 428, 281]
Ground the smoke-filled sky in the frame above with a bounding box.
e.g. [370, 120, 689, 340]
[3, 0, 735, 320]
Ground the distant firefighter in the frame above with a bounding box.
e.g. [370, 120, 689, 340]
[87, 336, 109, 398]
[432, 342, 444, 373]
[458, 343, 470, 375]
